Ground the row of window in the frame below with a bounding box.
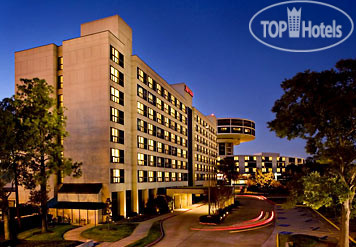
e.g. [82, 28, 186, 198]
[58, 75, 63, 89]
[217, 119, 256, 129]
[138, 85, 187, 125]
[137, 68, 187, 114]
[195, 124, 216, 141]
[218, 126, 255, 136]
[137, 136, 187, 158]
[137, 119, 187, 148]
[195, 114, 216, 134]
[195, 163, 214, 172]
[195, 144, 217, 157]
[137, 153, 188, 169]
[195, 153, 215, 165]
[138, 170, 188, 183]
[137, 102, 187, 136]
[195, 134, 217, 150]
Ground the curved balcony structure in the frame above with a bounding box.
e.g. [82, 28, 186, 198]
[217, 118, 255, 145]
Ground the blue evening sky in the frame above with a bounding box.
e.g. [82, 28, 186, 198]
[0, 0, 355, 158]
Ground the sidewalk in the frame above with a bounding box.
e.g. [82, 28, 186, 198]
[98, 213, 174, 247]
[63, 224, 95, 242]
[262, 205, 339, 247]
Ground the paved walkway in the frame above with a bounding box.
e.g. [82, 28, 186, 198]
[63, 224, 95, 242]
[97, 213, 177, 247]
[262, 205, 339, 246]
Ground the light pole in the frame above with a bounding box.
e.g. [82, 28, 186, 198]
[206, 125, 212, 216]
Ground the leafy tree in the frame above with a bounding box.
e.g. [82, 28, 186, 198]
[0, 97, 31, 239]
[268, 58, 356, 247]
[15, 78, 81, 233]
[218, 157, 240, 184]
[254, 169, 275, 188]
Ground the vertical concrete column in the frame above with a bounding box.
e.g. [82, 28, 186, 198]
[174, 195, 181, 209]
[272, 157, 277, 173]
[119, 191, 126, 218]
[133, 189, 139, 214]
[143, 189, 149, 207]
[181, 193, 188, 208]
[153, 188, 157, 198]
[187, 193, 192, 206]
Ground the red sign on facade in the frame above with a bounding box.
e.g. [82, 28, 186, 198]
[184, 85, 194, 97]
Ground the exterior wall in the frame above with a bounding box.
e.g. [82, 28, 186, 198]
[14, 44, 59, 203]
[192, 108, 217, 186]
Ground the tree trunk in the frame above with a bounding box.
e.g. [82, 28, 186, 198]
[14, 167, 21, 230]
[40, 155, 48, 233]
[2, 196, 11, 240]
[339, 198, 351, 247]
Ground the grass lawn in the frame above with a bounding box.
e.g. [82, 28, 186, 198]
[0, 224, 81, 247]
[81, 223, 137, 242]
[127, 221, 162, 247]
[17, 224, 77, 241]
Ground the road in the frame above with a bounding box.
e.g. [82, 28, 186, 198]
[156, 197, 275, 247]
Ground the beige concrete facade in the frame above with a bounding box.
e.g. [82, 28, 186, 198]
[14, 15, 220, 222]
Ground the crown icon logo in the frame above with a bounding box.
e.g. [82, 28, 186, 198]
[287, 7, 302, 38]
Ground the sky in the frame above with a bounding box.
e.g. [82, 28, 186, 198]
[0, 0, 355, 158]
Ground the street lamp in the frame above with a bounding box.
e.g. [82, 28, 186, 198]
[206, 125, 211, 216]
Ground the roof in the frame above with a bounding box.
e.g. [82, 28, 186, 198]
[58, 183, 102, 194]
[49, 201, 106, 210]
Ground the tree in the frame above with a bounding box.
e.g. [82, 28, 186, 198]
[218, 157, 240, 185]
[268, 58, 356, 247]
[0, 97, 30, 239]
[16, 78, 81, 233]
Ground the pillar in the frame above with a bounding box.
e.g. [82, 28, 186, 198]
[133, 189, 139, 214]
[119, 191, 126, 218]
[143, 189, 149, 206]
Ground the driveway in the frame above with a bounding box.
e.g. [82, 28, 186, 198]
[156, 196, 275, 247]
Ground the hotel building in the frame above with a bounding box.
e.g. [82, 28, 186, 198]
[216, 118, 304, 179]
[14, 15, 218, 222]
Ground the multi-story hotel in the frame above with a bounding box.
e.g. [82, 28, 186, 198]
[13, 15, 303, 224]
[216, 118, 304, 179]
[14, 15, 219, 223]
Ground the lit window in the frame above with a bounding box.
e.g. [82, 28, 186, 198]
[111, 169, 124, 183]
[165, 172, 170, 182]
[137, 136, 146, 149]
[163, 89, 169, 100]
[147, 76, 154, 89]
[253, 156, 257, 161]
[58, 94, 63, 107]
[138, 170, 146, 183]
[164, 117, 169, 128]
[164, 103, 169, 114]
[182, 150, 187, 158]
[58, 75, 63, 89]
[148, 108, 155, 120]
[148, 123, 154, 135]
[156, 83, 162, 95]
[138, 68, 144, 82]
[58, 57, 63, 70]
[245, 168, 249, 173]
[111, 87, 124, 105]
[138, 153, 145, 166]
[234, 156, 239, 161]
[171, 133, 176, 143]
[137, 102, 145, 116]
[148, 155, 155, 166]
[157, 142, 163, 153]
[170, 95, 175, 105]
[170, 108, 176, 118]
[156, 112, 162, 124]
[148, 171, 155, 182]
[110, 66, 124, 86]
[137, 119, 146, 132]
[157, 171, 163, 182]
[148, 139, 155, 151]
[171, 172, 176, 181]
[111, 107, 124, 124]
[178, 173, 182, 181]
[182, 104, 186, 113]
[110, 46, 124, 68]
[111, 148, 124, 163]
[156, 98, 162, 110]
[148, 93, 154, 105]
[111, 127, 124, 144]
[137, 86, 145, 99]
